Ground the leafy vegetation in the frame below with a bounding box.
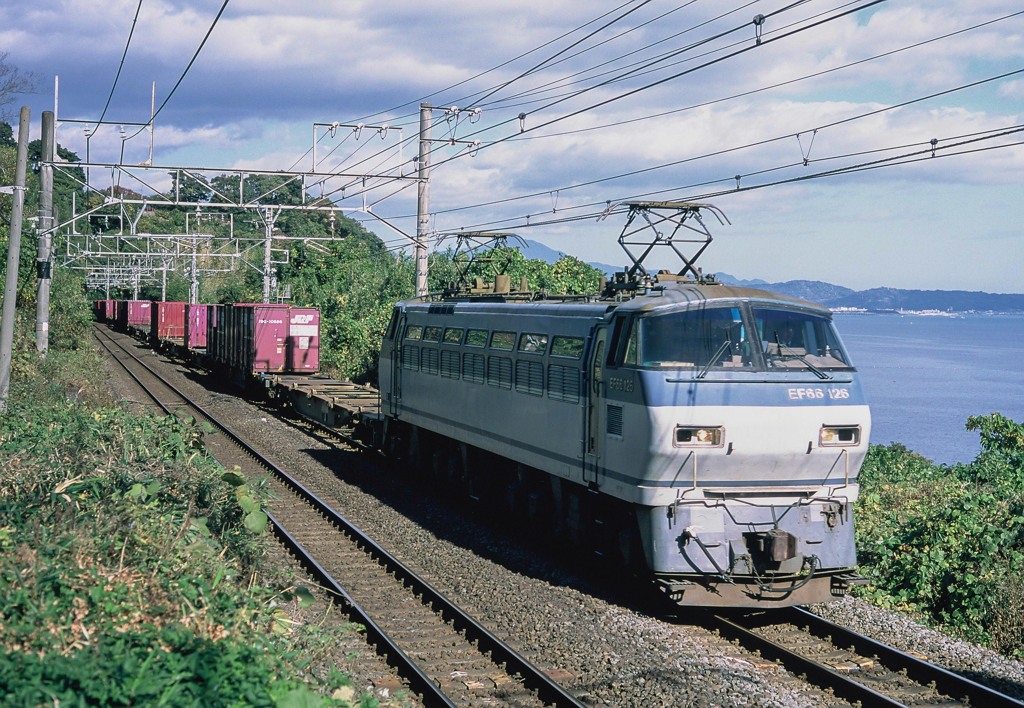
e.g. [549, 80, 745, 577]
[2, 116, 384, 700]
[0, 338, 381, 705]
[856, 414, 1024, 656]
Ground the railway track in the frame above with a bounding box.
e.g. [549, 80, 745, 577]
[94, 323, 1024, 707]
[93, 324, 586, 707]
[705, 606, 1024, 707]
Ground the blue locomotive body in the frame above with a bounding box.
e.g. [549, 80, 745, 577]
[378, 278, 870, 606]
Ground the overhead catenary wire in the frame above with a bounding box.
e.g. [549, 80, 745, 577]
[123, 0, 231, 142]
[341, 0, 657, 127]
[412, 65, 1024, 221]
[424, 0, 890, 173]
[443, 126, 1024, 234]
[96, 0, 144, 127]
[277, 1, 879, 214]
[362, 4, 1022, 225]
[299, 1, 843, 208]
[468, 0, 658, 108]
[288, 0, 770, 189]
[479, 0, 889, 119]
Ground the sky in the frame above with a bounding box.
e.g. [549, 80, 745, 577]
[2, 0, 1022, 293]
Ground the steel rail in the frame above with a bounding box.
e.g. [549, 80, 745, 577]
[710, 608, 1024, 707]
[787, 606, 1024, 708]
[93, 323, 586, 708]
[93, 326, 455, 706]
[267, 510, 454, 708]
[710, 612, 905, 707]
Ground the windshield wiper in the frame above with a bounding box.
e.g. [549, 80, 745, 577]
[697, 339, 732, 379]
[771, 331, 831, 380]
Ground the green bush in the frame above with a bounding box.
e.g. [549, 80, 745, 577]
[1, 350, 374, 706]
[855, 414, 1024, 655]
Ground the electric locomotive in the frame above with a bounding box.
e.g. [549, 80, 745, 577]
[376, 204, 870, 607]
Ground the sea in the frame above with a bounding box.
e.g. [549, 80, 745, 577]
[833, 313, 1024, 466]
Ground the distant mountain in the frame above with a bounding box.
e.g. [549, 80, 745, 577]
[519, 239, 621, 276]
[518, 243, 1024, 312]
[714, 275, 1024, 313]
[715, 274, 856, 303]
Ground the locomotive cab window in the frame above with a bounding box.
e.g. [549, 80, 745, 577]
[637, 307, 751, 370]
[405, 324, 423, 341]
[443, 327, 464, 344]
[422, 326, 442, 342]
[752, 308, 852, 370]
[385, 309, 401, 340]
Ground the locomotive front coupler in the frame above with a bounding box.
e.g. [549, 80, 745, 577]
[745, 528, 800, 563]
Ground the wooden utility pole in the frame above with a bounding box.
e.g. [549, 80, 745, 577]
[0, 106, 31, 413]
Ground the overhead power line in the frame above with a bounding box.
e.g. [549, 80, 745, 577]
[97, 0, 144, 127]
[446, 126, 1024, 234]
[125, 0, 231, 141]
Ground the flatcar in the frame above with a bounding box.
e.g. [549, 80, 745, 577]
[376, 273, 870, 606]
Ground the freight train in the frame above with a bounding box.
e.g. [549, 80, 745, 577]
[93, 209, 870, 607]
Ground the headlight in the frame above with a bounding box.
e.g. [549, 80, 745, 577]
[820, 425, 861, 447]
[674, 426, 723, 447]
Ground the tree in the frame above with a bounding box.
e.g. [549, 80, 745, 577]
[0, 121, 13, 148]
[0, 53, 39, 122]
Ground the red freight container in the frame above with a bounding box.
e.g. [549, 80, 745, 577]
[103, 299, 117, 322]
[246, 304, 290, 373]
[287, 307, 320, 373]
[122, 300, 152, 333]
[215, 303, 283, 374]
[185, 303, 212, 350]
[151, 301, 187, 345]
[210, 303, 320, 379]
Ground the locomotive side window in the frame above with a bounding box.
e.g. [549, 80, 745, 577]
[607, 315, 632, 366]
[466, 329, 488, 347]
[491, 331, 515, 350]
[443, 327, 464, 344]
[423, 326, 442, 342]
[639, 307, 750, 369]
[405, 325, 423, 340]
[518, 332, 548, 354]
[550, 336, 584, 359]
[752, 308, 851, 369]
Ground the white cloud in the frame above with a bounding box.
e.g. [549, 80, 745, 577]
[6, 0, 1023, 291]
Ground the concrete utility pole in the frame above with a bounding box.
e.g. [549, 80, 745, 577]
[0, 106, 31, 414]
[415, 103, 432, 298]
[35, 111, 55, 356]
[261, 206, 279, 303]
